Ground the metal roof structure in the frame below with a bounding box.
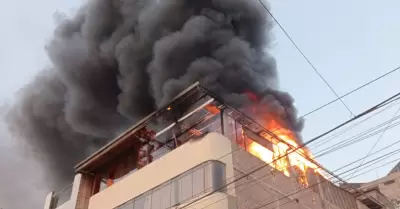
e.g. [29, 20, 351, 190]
[74, 82, 341, 185]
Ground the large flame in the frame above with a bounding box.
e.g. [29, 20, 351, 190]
[246, 119, 323, 186]
[243, 93, 322, 186]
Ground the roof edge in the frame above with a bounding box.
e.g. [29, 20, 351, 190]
[74, 82, 201, 172]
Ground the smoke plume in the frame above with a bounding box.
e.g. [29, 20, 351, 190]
[5, 0, 304, 206]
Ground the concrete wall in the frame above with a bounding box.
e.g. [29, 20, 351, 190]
[88, 132, 236, 209]
[44, 192, 54, 209]
[56, 201, 72, 209]
[232, 148, 323, 209]
[231, 146, 367, 209]
[44, 174, 82, 209]
[317, 178, 358, 209]
[360, 172, 400, 201]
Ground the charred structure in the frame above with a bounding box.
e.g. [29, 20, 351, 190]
[72, 83, 322, 193]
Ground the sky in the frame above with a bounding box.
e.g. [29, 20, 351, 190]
[269, 0, 400, 182]
[0, 0, 399, 205]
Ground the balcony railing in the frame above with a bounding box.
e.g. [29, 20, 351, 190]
[51, 184, 73, 209]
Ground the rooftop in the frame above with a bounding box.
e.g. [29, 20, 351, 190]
[73, 82, 341, 186]
[388, 161, 400, 175]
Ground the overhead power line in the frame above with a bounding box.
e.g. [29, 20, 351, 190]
[192, 130, 400, 209]
[328, 142, 400, 175]
[171, 78, 400, 209]
[257, 0, 400, 119]
[314, 112, 400, 157]
[347, 107, 400, 179]
[194, 142, 400, 209]
[298, 66, 400, 119]
[176, 94, 399, 209]
[164, 84, 400, 207]
[195, 111, 400, 209]
[244, 146, 400, 209]
[257, 0, 354, 116]
[178, 91, 400, 209]
[310, 100, 400, 150]
[268, 65, 400, 136]
[262, 157, 400, 209]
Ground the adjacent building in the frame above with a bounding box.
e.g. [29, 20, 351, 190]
[343, 164, 400, 209]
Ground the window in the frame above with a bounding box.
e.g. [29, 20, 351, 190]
[117, 200, 133, 209]
[193, 166, 205, 197]
[134, 191, 152, 209]
[170, 178, 179, 207]
[151, 182, 171, 209]
[179, 172, 193, 202]
[211, 161, 226, 191]
[114, 160, 226, 209]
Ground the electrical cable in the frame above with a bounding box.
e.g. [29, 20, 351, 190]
[195, 145, 400, 209]
[338, 148, 400, 181]
[325, 138, 400, 173]
[177, 128, 400, 209]
[310, 100, 400, 150]
[298, 65, 400, 120]
[315, 116, 400, 157]
[246, 139, 400, 209]
[268, 65, 400, 138]
[315, 117, 400, 156]
[273, 172, 400, 209]
[152, 95, 399, 205]
[179, 95, 400, 209]
[312, 97, 400, 156]
[257, 0, 354, 116]
[249, 154, 400, 209]
[347, 107, 400, 179]
[177, 91, 400, 209]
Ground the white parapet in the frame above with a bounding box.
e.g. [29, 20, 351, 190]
[44, 174, 82, 209]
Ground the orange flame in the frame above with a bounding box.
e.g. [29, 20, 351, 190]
[246, 119, 322, 186]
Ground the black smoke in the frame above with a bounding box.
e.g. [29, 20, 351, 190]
[6, 0, 304, 200]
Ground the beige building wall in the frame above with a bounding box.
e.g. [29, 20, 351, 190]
[45, 132, 375, 209]
[44, 174, 83, 209]
[231, 145, 368, 209]
[88, 132, 237, 209]
[44, 192, 55, 209]
[359, 172, 400, 201]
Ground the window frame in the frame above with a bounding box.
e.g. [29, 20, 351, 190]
[114, 160, 226, 209]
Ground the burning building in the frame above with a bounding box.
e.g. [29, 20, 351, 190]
[43, 83, 388, 209]
[3, 0, 395, 209]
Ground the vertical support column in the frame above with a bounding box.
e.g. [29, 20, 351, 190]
[234, 120, 239, 145]
[316, 174, 328, 209]
[91, 174, 101, 196]
[74, 173, 95, 209]
[70, 174, 83, 208]
[220, 110, 225, 135]
[43, 191, 54, 209]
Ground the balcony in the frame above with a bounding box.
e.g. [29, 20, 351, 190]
[50, 184, 72, 209]
[44, 175, 83, 209]
[357, 189, 396, 209]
